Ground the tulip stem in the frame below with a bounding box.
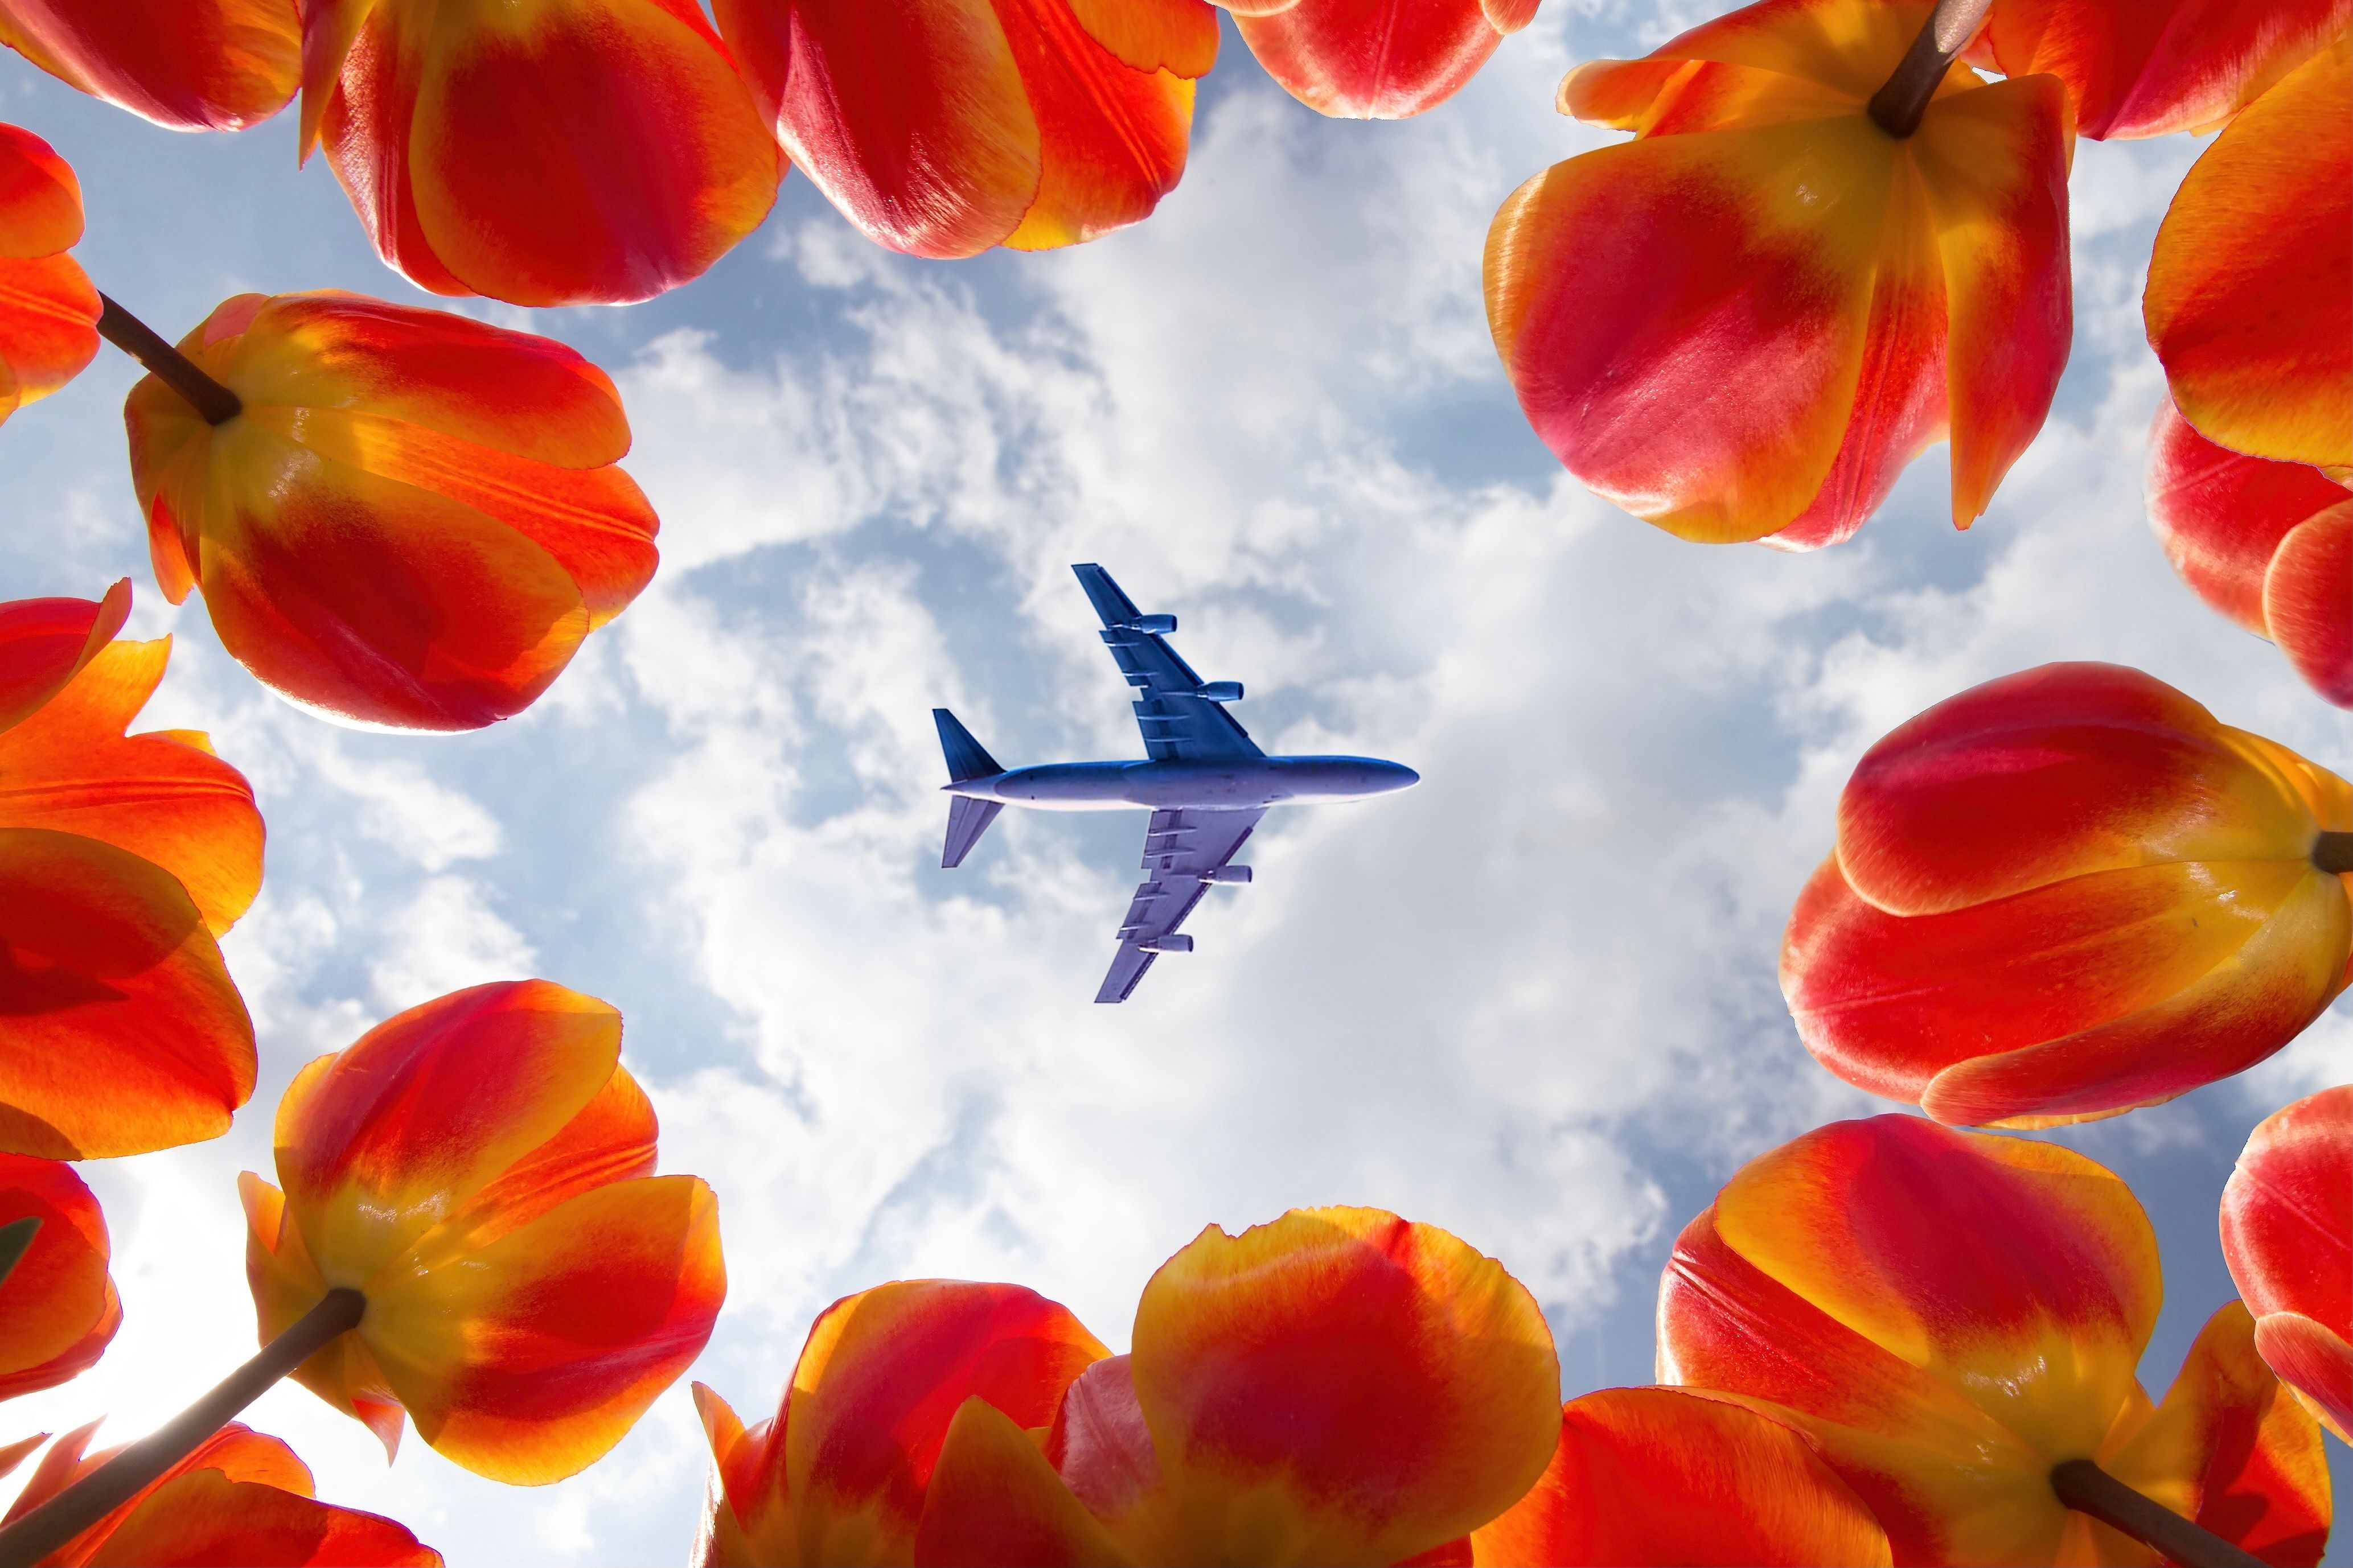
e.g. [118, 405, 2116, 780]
[2050, 1459, 2266, 1568]
[2314, 832, 2353, 874]
[94, 294, 241, 426]
[1869, 0, 1995, 137]
[0, 1287, 363, 1568]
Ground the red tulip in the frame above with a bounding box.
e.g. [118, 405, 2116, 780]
[1217, 0, 1537, 118]
[1783, 662, 2352, 1126]
[1485, 0, 2069, 547]
[0, 0, 300, 131]
[297, 0, 779, 306]
[2147, 393, 2352, 707]
[0, 122, 98, 427]
[0, 1156, 118, 1401]
[2222, 1087, 2351, 1443]
[1980, 0, 2348, 138]
[712, 0, 1216, 258]
[242, 980, 724, 1483]
[2145, 34, 2351, 472]
[124, 291, 658, 731]
[1660, 1116, 2331, 1566]
[0, 578, 125, 733]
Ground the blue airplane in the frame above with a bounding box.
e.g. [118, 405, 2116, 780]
[934, 564, 1419, 1002]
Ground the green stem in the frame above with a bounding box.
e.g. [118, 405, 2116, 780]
[93, 295, 241, 426]
[1867, 0, 1996, 137]
[2050, 1459, 2266, 1568]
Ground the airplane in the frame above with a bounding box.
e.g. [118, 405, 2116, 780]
[933, 563, 1419, 1003]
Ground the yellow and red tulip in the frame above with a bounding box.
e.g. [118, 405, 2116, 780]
[1217, 0, 1536, 119]
[297, 0, 779, 306]
[0, 122, 97, 427]
[2144, 34, 2351, 472]
[1660, 1115, 2331, 1566]
[712, 0, 1216, 258]
[5, 1421, 438, 1566]
[0, 0, 300, 131]
[2147, 393, 2351, 707]
[124, 291, 659, 732]
[1781, 662, 2352, 1127]
[0, 1156, 118, 1401]
[240, 980, 724, 1484]
[2223, 1087, 2351, 1443]
[0, 585, 260, 1160]
[1485, 0, 2071, 548]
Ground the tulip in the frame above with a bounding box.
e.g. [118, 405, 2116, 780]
[0, 122, 98, 427]
[121, 290, 659, 731]
[3, 1421, 437, 1566]
[1485, 0, 2070, 547]
[1977, 0, 2347, 138]
[0, 584, 260, 1159]
[0, 1, 300, 131]
[711, 0, 1215, 258]
[2144, 35, 2351, 472]
[2146, 394, 2351, 708]
[693, 1280, 1108, 1566]
[1781, 662, 2353, 1127]
[2222, 1087, 2351, 1443]
[0, 1156, 118, 1402]
[1660, 1115, 2331, 1566]
[1216, 0, 1536, 118]
[297, 0, 778, 306]
[1468, 1386, 1893, 1566]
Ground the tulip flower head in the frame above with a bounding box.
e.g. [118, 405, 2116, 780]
[1783, 662, 2353, 1126]
[1216, 0, 1537, 118]
[2222, 1087, 2352, 1443]
[0, 0, 301, 131]
[1979, 0, 2348, 138]
[712, 0, 1216, 258]
[0, 1156, 118, 1402]
[125, 291, 659, 732]
[241, 980, 725, 1484]
[1660, 1116, 2331, 1566]
[0, 122, 98, 427]
[2147, 394, 2352, 708]
[297, 0, 780, 306]
[1486, 0, 2071, 547]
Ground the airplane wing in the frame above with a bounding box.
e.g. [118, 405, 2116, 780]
[1073, 563, 1262, 762]
[1095, 807, 1263, 1003]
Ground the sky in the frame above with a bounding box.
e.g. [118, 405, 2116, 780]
[2, 3, 2347, 1562]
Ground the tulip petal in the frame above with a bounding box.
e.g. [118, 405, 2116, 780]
[1127, 1207, 1561, 1566]
[995, 0, 1195, 252]
[2146, 393, 2352, 639]
[1233, 0, 1509, 120]
[0, 250, 100, 423]
[0, 581, 128, 735]
[2223, 1088, 2352, 1438]
[913, 1396, 1133, 1567]
[0, 0, 300, 131]
[2145, 37, 2352, 470]
[1984, 0, 2350, 139]
[2252, 1315, 2352, 1446]
[1468, 1389, 1891, 1567]
[1065, 0, 1218, 77]
[9, 1421, 322, 1563]
[84, 1468, 442, 1568]
[2265, 505, 2353, 708]
[363, 1174, 724, 1485]
[0, 122, 81, 258]
[240, 1174, 406, 1461]
[0, 827, 253, 1159]
[0, 1155, 116, 1401]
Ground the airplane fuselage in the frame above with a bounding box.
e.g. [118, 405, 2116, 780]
[947, 755, 1418, 812]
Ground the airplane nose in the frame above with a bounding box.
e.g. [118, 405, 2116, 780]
[1387, 762, 1420, 791]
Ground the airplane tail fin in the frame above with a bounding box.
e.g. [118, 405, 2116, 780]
[933, 707, 1001, 784]
[942, 796, 1003, 870]
[934, 709, 1005, 869]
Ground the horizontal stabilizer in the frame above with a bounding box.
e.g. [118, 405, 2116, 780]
[942, 796, 1003, 870]
[933, 707, 1002, 784]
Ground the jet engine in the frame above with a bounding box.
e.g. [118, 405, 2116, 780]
[1139, 934, 1193, 953]
[1125, 613, 1177, 633]
[1204, 865, 1252, 884]
[1197, 681, 1243, 702]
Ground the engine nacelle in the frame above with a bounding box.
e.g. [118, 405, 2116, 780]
[1204, 865, 1251, 885]
[1139, 934, 1193, 953]
[1197, 680, 1243, 702]
[1126, 613, 1177, 634]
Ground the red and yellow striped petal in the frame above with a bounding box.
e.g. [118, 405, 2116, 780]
[0, 1155, 117, 1401]
[1067, 0, 1218, 77]
[241, 1174, 408, 1462]
[1984, 0, 2348, 138]
[996, 1, 1194, 253]
[2223, 1088, 2352, 1440]
[0, 0, 300, 132]
[2145, 36, 2352, 470]
[0, 638, 262, 933]
[913, 1396, 1131, 1567]
[83, 1467, 441, 1567]
[0, 122, 80, 258]
[0, 249, 98, 425]
[1231, 0, 1513, 120]
[1124, 1207, 1561, 1565]
[11, 1422, 310, 1548]
[1468, 1389, 1892, 1567]
[0, 581, 127, 735]
[2146, 393, 2351, 637]
[2266, 507, 2353, 708]
[310, 0, 778, 305]
[0, 827, 253, 1159]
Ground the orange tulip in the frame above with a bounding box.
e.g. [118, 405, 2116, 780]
[1217, 0, 1536, 118]
[0, 1156, 118, 1401]
[1485, 0, 2070, 548]
[1468, 1387, 1892, 1566]
[693, 1281, 1108, 1566]
[2147, 393, 2352, 708]
[1660, 1115, 2331, 1566]
[1781, 662, 2352, 1127]
[2223, 1088, 2351, 1443]
[0, 1, 300, 131]
[124, 291, 659, 732]
[712, 0, 1215, 258]
[0, 583, 260, 1159]
[0, 122, 98, 427]
[241, 980, 724, 1484]
[5, 1421, 438, 1566]
[1980, 0, 2347, 138]
[297, 0, 779, 306]
[2145, 34, 2351, 472]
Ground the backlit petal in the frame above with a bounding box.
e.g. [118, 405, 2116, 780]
[2146, 393, 2351, 638]
[240, 1174, 406, 1461]
[997, 1, 1195, 253]
[0, 250, 99, 424]
[2224, 1088, 2352, 1438]
[2265, 507, 2353, 709]
[0, 1155, 117, 1401]
[1984, 0, 2349, 138]
[913, 1396, 1132, 1567]
[0, 0, 300, 131]
[84, 1468, 442, 1567]
[1232, 0, 1510, 120]
[1065, 0, 1217, 76]
[0, 581, 128, 735]
[10, 1422, 319, 1563]
[0, 122, 80, 257]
